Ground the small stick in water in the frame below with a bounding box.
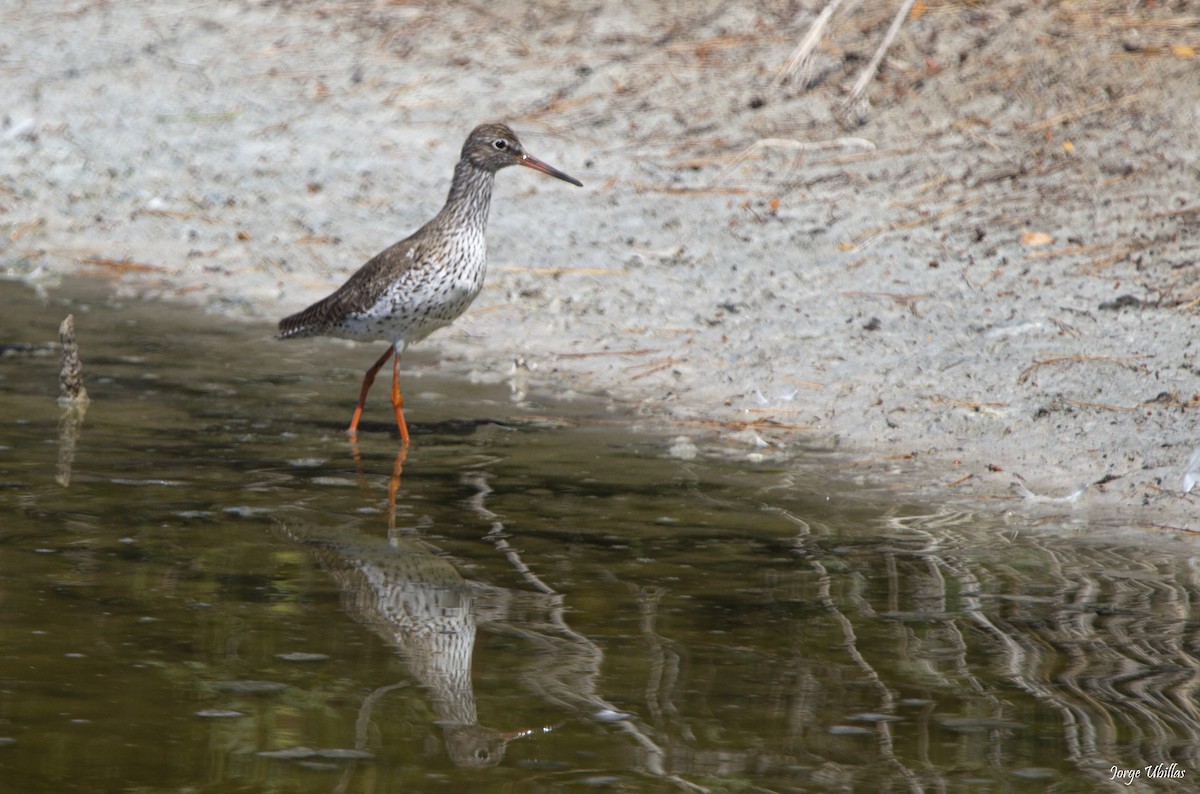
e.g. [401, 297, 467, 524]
[56, 315, 89, 487]
[58, 314, 89, 407]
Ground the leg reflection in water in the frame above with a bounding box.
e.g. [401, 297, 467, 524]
[387, 443, 406, 532]
[348, 440, 406, 532]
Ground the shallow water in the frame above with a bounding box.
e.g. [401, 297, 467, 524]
[1, 279, 1198, 793]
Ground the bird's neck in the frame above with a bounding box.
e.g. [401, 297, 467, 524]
[435, 160, 495, 233]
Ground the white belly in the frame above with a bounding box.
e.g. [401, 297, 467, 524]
[335, 237, 487, 346]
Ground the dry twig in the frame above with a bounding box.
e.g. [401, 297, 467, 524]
[56, 314, 89, 488]
[10, 217, 44, 240]
[1065, 399, 1138, 413]
[683, 417, 816, 433]
[555, 347, 660, 360]
[848, 198, 982, 249]
[58, 315, 88, 407]
[843, 290, 931, 317]
[928, 395, 1009, 409]
[839, 0, 917, 125]
[708, 137, 875, 187]
[498, 266, 625, 277]
[626, 358, 685, 381]
[1017, 354, 1146, 385]
[130, 208, 215, 223]
[770, 0, 849, 90]
[79, 256, 166, 275]
[1026, 92, 1149, 132]
[782, 376, 825, 390]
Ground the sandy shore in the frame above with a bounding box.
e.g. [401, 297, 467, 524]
[4, 1, 1200, 531]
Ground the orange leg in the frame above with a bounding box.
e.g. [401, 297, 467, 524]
[389, 350, 411, 445]
[348, 346, 395, 438]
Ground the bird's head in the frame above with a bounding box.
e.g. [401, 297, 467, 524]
[463, 122, 582, 187]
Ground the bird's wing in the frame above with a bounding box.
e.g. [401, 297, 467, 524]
[277, 233, 430, 338]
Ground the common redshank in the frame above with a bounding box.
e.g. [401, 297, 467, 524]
[278, 123, 582, 443]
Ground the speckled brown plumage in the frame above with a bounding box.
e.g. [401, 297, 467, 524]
[278, 123, 581, 442]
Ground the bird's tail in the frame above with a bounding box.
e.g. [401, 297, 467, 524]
[278, 301, 329, 339]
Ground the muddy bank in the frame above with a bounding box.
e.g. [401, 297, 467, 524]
[4, 0, 1200, 531]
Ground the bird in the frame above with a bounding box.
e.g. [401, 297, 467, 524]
[277, 123, 582, 444]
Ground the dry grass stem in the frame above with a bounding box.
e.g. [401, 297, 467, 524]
[1074, 238, 1162, 273]
[1026, 91, 1150, 132]
[1061, 12, 1200, 31]
[708, 136, 875, 187]
[10, 217, 44, 240]
[626, 358, 684, 381]
[1142, 522, 1200, 535]
[630, 182, 748, 196]
[1017, 355, 1146, 385]
[1050, 318, 1082, 337]
[849, 198, 982, 248]
[683, 417, 816, 432]
[770, 0, 849, 90]
[744, 408, 809, 415]
[827, 145, 917, 165]
[1026, 242, 1123, 260]
[80, 256, 167, 274]
[929, 395, 1010, 409]
[130, 208, 214, 223]
[554, 347, 660, 360]
[1065, 399, 1138, 413]
[781, 376, 825, 390]
[1149, 205, 1200, 220]
[497, 266, 625, 276]
[840, 0, 917, 123]
[843, 291, 931, 317]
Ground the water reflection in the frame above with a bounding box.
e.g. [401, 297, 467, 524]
[2, 279, 1200, 792]
[285, 515, 519, 768]
[279, 435, 1200, 792]
[283, 443, 703, 790]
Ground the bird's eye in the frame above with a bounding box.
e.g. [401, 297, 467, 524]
[492, 139, 508, 150]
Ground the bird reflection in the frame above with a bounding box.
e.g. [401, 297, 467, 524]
[291, 516, 524, 765]
[282, 442, 693, 788]
[280, 441, 560, 769]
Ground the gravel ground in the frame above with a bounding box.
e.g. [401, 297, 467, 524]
[4, 0, 1200, 532]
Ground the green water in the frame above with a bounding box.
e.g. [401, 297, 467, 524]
[1, 279, 1198, 792]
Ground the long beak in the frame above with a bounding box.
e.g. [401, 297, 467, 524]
[519, 153, 583, 187]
